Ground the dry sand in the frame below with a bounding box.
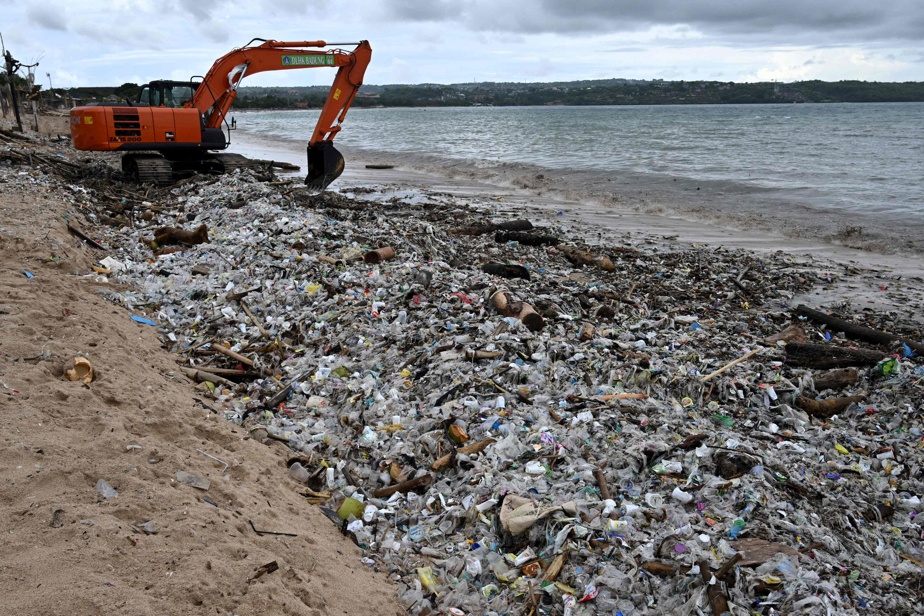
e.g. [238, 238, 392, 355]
[1, 114, 404, 615]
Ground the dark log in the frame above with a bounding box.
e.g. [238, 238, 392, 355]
[66, 223, 106, 250]
[642, 561, 691, 576]
[784, 342, 885, 369]
[451, 219, 534, 236]
[795, 304, 924, 355]
[481, 263, 530, 280]
[495, 230, 560, 246]
[812, 367, 860, 392]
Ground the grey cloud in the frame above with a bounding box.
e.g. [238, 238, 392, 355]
[380, 0, 924, 44]
[387, 0, 464, 21]
[26, 3, 68, 32]
[170, 0, 232, 43]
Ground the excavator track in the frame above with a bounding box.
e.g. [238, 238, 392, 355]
[122, 154, 174, 186]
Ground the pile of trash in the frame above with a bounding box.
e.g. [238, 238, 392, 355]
[13, 153, 924, 615]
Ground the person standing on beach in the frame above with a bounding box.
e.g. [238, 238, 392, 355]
[231, 116, 236, 129]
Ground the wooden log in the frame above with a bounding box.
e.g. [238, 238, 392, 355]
[211, 343, 255, 367]
[714, 553, 742, 581]
[579, 322, 595, 341]
[190, 366, 260, 378]
[364, 246, 396, 264]
[372, 474, 433, 498]
[432, 438, 496, 471]
[66, 223, 106, 250]
[557, 245, 616, 272]
[812, 367, 860, 392]
[452, 219, 534, 236]
[240, 300, 271, 339]
[785, 342, 885, 369]
[226, 285, 261, 302]
[541, 551, 568, 583]
[699, 560, 731, 616]
[592, 393, 648, 402]
[464, 349, 504, 360]
[701, 347, 763, 382]
[796, 304, 924, 355]
[764, 322, 808, 345]
[794, 394, 864, 419]
[181, 367, 235, 388]
[491, 289, 544, 332]
[481, 262, 530, 280]
[642, 561, 690, 576]
[595, 467, 611, 501]
[150, 224, 208, 248]
[495, 230, 559, 246]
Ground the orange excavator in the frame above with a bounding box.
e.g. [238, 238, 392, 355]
[69, 39, 372, 189]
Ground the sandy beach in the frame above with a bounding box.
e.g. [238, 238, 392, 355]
[2, 112, 923, 615]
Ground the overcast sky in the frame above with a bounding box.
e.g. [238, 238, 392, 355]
[3, 0, 923, 89]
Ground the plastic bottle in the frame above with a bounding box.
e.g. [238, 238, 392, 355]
[728, 517, 746, 539]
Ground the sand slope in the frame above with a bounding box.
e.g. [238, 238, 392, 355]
[0, 116, 403, 616]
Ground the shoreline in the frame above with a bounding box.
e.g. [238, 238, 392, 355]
[228, 129, 924, 321]
[228, 105, 924, 258]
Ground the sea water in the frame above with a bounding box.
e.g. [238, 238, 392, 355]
[233, 103, 924, 253]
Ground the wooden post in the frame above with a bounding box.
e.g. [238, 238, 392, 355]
[4, 50, 23, 132]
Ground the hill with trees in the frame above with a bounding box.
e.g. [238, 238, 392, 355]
[50, 79, 924, 110]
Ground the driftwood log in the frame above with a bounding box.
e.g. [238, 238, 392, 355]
[181, 367, 235, 388]
[364, 246, 396, 264]
[785, 342, 886, 369]
[481, 263, 530, 280]
[151, 224, 208, 247]
[557, 245, 616, 272]
[491, 289, 544, 332]
[495, 230, 559, 246]
[452, 219, 533, 236]
[812, 367, 860, 392]
[432, 438, 496, 471]
[372, 474, 433, 498]
[795, 304, 924, 355]
[795, 394, 865, 418]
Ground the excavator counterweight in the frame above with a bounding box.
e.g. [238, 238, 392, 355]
[69, 39, 371, 188]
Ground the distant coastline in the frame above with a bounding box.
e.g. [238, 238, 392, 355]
[62, 79, 924, 109]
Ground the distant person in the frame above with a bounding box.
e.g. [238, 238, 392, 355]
[231, 116, 236, 129]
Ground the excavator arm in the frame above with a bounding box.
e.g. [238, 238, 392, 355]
[191, 39, 372, 188]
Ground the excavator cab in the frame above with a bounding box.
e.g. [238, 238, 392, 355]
[136, 81, 198, 108]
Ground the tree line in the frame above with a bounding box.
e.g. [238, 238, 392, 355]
[52, 79, 924, 110]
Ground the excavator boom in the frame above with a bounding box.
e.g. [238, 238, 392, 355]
[69, 39, 372, 189]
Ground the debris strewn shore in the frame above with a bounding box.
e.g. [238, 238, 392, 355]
[3, 114, 923, 615]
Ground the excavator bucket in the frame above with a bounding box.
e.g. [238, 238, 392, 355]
[306, 141, 345, 190]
